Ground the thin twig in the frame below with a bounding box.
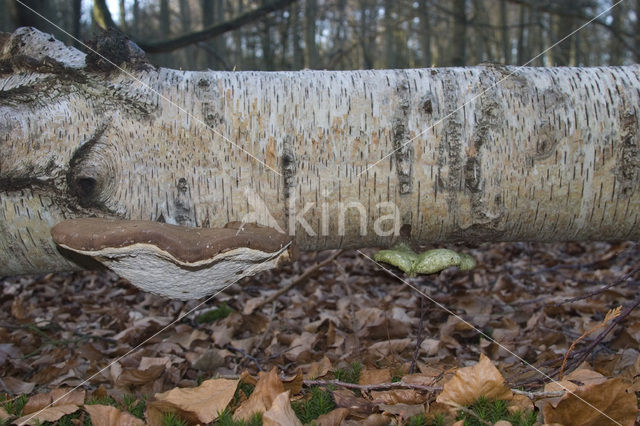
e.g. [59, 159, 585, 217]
[511, 388, 565, 400]
[557, 263, 640, 305]
[558, 306, 622, 380]
[410, 296, 426, 374]
[558, 295, 640, 376]
[302, 379, 441, 392]
[250, 250, 343, 313]
[225, 344, 264, 371]
[456, 406, 492, 426]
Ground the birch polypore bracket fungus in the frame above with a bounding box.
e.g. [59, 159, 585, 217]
[374, 243, 476, 277]
[50, 218, 293, 300]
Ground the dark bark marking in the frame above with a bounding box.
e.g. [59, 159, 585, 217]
[173, 177, 194, 226]
[66, 123, 115, 212]
[615, 107, 640, 198]
[464, 156, 481, 192]
[203, 102, 225, 127]
[464, 68, 506, 230]
[0, 84, 37, 104]
[1, 72, 153, 119]
[438, 72, 464, 217]
[2, 54, 83, 78]
[530, 114, 562, 164]
[399, 223, 412, 239]
[281, 135, 296, 231]
[421, 96, 433, 114]
[85, 28, 151, 72]
[393, 74, 413, 195]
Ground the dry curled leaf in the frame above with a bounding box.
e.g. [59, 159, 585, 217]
[359, 368, 391, 385]
[282, 371, 303, 396]
[436, 354, 512, 407]
[0, 407, 10, 422]
[15, 404, 80, 425]
[240, 369, 258, 386]
[148, 378, 238, 424]
[343, 413, 392, 425]
[367, 338, 412, 358]
[314, 407, 350, 426]
[302, 356, 332, 380]
[372, 389, 428, 405]
[507, 394, 534, 414]
[84, 404, 145, 426]
[2, 377, 35, 394]
[333, 389, 376, 416]
[15, 388, 85, 425]
[286, 332, 317, 362]
[234, 368, 285, 421]
[22, 388, 85, 413]
[378, 403, 424, 418]
[538, 366, 607, 409]
[542, 378, 638, 426]
[263, 391, 303, 426]
[117, 364, 165, 386]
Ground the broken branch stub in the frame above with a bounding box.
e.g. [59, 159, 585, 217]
[51, 218, 293, 300]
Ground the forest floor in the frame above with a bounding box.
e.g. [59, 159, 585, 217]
[1, 241, 639, 425]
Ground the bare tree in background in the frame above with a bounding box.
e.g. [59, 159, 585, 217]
[2, 1, 636, 71]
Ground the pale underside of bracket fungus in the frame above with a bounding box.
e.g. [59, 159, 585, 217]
[50, 219, 292, 300]
[1, 27, 640, 285]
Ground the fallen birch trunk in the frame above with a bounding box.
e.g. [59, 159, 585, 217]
[1, 28, 639, 298]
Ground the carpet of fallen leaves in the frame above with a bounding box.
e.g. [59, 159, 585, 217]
[1, 241, 640, 425]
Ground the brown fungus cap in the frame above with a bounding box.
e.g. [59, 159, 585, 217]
[51, 218, 292, 264]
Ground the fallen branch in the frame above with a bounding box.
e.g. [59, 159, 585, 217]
[246, 250, 343, 313]
[511, 388, 565, 400]
[302, 378, 565, 401]
[302, 379, 441, 393]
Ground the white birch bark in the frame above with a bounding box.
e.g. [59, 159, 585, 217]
[1, 27, 639, 276]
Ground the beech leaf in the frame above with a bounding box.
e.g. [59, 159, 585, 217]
[84, 404, 145, 426]
[436, 354, 512, 407]
[542, 378, 638, 426]
[234, 368, 285, 421]
[149, 378, 239, 423]
[263, 391, 303, 426]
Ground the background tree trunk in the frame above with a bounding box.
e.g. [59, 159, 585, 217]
[304, 0, 319, 68]
[159, 0, 170, 66]
[290, 2, 304, 69]
[71, 0, 82, 47]
[178, 0, 196, 69]
[417, 0, 432, 67]
[450, 0, 467, 66]
[516, 4, 526, 64]
[609, 0, 623, 66]
[500, 0, 510, 64]
[118, 0, 126, 32]
[1, 28, 640, 276]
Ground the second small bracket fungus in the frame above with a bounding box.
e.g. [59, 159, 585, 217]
[51, 219, 293, 300]
[374, 243, 476, 277]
